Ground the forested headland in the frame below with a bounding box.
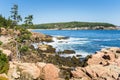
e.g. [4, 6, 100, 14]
[33, 22, 117, 30]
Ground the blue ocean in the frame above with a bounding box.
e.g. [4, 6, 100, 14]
[32, 30, 120, 57]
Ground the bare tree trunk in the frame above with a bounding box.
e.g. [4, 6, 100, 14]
[15, 35, 20, 60]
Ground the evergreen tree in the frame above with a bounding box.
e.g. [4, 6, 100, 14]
[10, 4, 22, 27]
[24, 15, 33, 28]
[0, 15, 12, 28]
[10, 4, 22, 60]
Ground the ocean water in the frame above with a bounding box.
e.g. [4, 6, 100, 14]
[32, 30, 120, 57]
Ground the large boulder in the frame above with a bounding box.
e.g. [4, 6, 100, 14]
[56, 36, 69, 40]
[8, 62, 60, 80]
[38, 44, 56, 53]
[87, 47, 120, 65]
[31, 32, 53, 42]
[31, 32, 46, 38]
[42, 64, 60, 80]
[63, 50, 75, 54]
[36, 62, 60, 80]
[36, 62, 47, 78]
[16, 62, 40, 79]
[71, 47, 120, 80]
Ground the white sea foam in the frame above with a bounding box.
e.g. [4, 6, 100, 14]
[45, 36, 92, 57]
[46, 37, 90, 53]
[100, 45, 110, 48]
[60, 51, 92, 58]
[51, 37, 89, 45]
[92, 38, 119, 41]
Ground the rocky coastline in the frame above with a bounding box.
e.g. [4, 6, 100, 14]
[28, 25, 118, 31]
[0, 28, 120, 80]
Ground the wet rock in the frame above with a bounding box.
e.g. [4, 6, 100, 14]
[58, 50, 75, 54]
[56, 36, 69, 40]
[62, 50, 75, 54]
[81, 55, 92, 67]
[47, 55, 82, 67]
[59, 67, 73, 80]
[41, 35, 53, 42]
[76, 55, 82, 57]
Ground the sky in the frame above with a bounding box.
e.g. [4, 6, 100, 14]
[0, 0, 120, 25]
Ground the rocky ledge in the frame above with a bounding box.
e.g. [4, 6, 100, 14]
[0, 47, 120, 80]
[1, 28, 120, 80]
[71, 47, 120, 80]
[7, 62, 60, 80]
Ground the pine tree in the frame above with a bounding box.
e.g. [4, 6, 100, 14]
[10, 4, 22, 60]
[24, 15, 33, 28]
[10, 4, 22, 27]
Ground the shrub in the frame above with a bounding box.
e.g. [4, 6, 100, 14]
[16, 28, 32, 42]
[0, 50, 9, 74]
[0, 76, 8, 80]
[0, 41, 3, 45]
[19, 45, 29, 53]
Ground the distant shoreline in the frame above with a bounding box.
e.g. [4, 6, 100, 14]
[28, 28, 119, 31]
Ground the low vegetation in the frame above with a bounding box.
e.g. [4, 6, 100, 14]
[16, 28, 32, 42]
[0, 15, 12, 28]
[0, 50, 9, 74]
[0, 76, 8, 80]
[0, 41, 3, 45]
[19, 45, 29, 53]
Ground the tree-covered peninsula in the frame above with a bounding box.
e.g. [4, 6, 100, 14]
[33, 22, 117, 30]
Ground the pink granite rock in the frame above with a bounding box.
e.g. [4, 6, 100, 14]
[71, 65, 120, 80]
[43, 64, 60, 80]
